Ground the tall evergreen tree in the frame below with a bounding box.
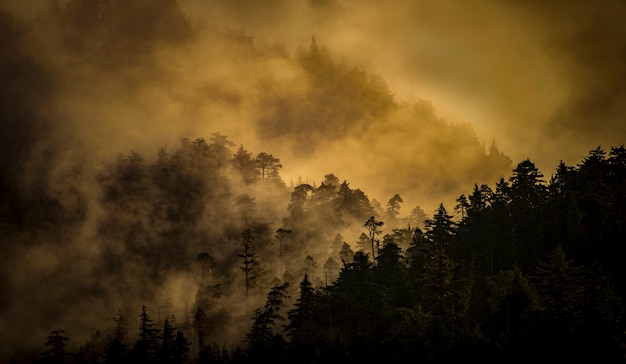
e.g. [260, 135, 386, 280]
[130, 305, 160, 364]
[338, 242, 355, 267]
[231, 145, 259, 185]
[158, 318, 189, 364]
[373, 242, 407, 307]
[323, 256, 340, 285]
[385, 194, 403, 228]
[238, 228, 264, 297]
[255, 152, 282, 181]
[40, 330, 69, 364]
[509, 159, 547, 270]
[247, 283, 290, 360]
[240, 228, 259, 297]
[364, 216, 384, 262]
[485, 265, 539, 361]
[286, 275, 319, 360]
[424, 203, 455, 249]
[104, 310, 129, 364]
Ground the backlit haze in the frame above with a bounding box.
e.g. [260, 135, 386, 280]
[3, 0, 625, 209]
[1, 0, 625, 361]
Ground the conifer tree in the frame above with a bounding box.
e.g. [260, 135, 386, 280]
[373, 242, 408, 307]
[323, 257, 340, 285]
[247, 283, 290, 359]
[355, 232, 370, 253]
[159, 318, 190, 364]
[329, 233, 345, 259]
[231, 145, 259, 185]
[105, 310, 129, 364]
[486, 265, 539, 360]
[255, 152, 282, 181]
[385, 194, 403, 228]
[172, 331, 191, 364]
[130, 305, 159, 364]
[364, 216, 384, 262]
[240, 228, 257, 297]
[424, 203, 455, 249]
[286, 275, 318, 356]
[338, 242, 355, 267]
[40, 330, 69, 364]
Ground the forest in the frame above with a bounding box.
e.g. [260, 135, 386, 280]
[18, 139, 626, 364]
[1, 1, 625, 363]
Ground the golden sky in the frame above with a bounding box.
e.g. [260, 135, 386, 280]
[2, 0, 625, 211]
[173, 0, 626, 166]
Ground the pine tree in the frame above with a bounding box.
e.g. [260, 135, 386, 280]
[40, 330, 69, 364]
[240, 228, 258, 297]
[338, 242, 355, 267]
[247, 283, 290, 360]
[373, 242, 408, 307]
[424, 203, 455, 249]
[231, 145, 259, 185]
[286, 275, 319, 359]
[172, 331, 191, 364]
[159, 318, 190, 364]
[255, 152, 282, 181]
[364, 216, 384, 262]
[159, 319, 176, 364]
[509, 159, 547, 270]
[105, 310, 129, 364]
[385, 194, 403, 228]
[486, 265, 539, 360]
[130, 305, 160, 364]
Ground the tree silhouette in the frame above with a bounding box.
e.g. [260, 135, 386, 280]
[323, 257, 340, 285]
[104, 310, 129, 364]
[338, 242, 355, 267]
[385, 194, 403, 227]
[274, 228, 292, 276]
[40, 330, 69, 364]
[240, 228, 262, 297]
[424, 203, 455, 249]
[246, 282, 290, 360]
[130, 305, 159, 364]
[159, 318, 190, 364]
[255, 152, 282, 181]
[364, 216, 384, 262]
[231, 145, 259, 185]
[286, 275, 319, 360]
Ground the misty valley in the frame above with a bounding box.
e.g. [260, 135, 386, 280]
[1, 1, 626, 364]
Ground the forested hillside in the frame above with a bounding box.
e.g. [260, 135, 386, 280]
[8, 136, 626, 364]
[0, 1, 624, 363]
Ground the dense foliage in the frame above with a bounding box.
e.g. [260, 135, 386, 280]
[18, 143, 626, 364]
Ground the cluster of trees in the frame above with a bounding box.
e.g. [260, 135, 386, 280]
[1, 1, 624, 363]
[0, 0, 514, 232]
[233, 145, 626, 363]
[23, 145, 626, 364]
[37, 307, 191, 364]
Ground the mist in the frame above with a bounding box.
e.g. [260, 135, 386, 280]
[1, 0, 625, 361]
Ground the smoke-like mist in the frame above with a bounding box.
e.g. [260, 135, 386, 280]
[1, 0, 625, 361]
[170, 0, 626, 202]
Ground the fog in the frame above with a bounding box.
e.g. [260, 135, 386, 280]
[1, 0, 625, 361]
[174, 0, 626, 164]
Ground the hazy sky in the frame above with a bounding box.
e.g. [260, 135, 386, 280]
[3, 0, 626, 176]
[167, 0, 626, 174]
